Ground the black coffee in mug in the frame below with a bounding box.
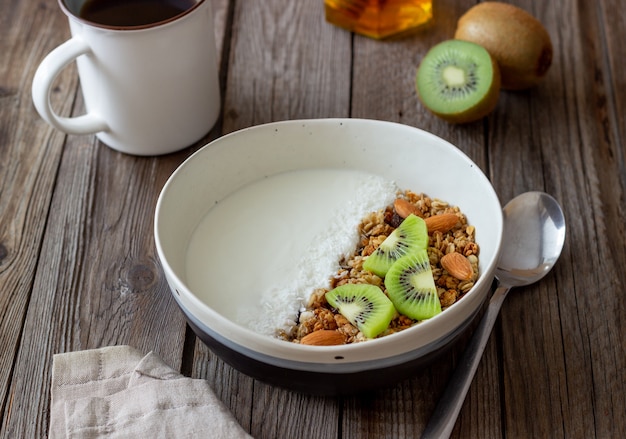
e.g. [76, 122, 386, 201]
[79, 0, 197, 27]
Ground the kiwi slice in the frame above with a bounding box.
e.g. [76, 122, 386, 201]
[415, 39, 501, 124]
[363, 214, 427, 278]
[384, 250, 441, 321]
[325, 284, 396, 339]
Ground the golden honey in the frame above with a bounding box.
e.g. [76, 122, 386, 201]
[324, 0, 433, 39]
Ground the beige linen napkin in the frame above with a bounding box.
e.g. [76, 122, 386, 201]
[49, 345, 252, 438]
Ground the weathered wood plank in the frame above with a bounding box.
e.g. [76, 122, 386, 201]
[0, 0, 76, 430]
[1, 0, 232, 437]
[593, 4, 626, 375]
[221, 0, 352, 134]
[249, 382, 339, 439]
[1, 110, 194, 437]
[490, 0, 626, 437]
[485, 5, 573, 430]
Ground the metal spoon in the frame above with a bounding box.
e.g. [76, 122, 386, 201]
[421, 191, 566, 439]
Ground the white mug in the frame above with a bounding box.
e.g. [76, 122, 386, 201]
[32, 0, 220, 156]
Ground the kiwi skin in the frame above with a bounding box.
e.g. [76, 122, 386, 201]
[454, 2, 553, 90]
[415, 40, 501, 124]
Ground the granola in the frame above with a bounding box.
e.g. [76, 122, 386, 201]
[281, 190, 480, 344]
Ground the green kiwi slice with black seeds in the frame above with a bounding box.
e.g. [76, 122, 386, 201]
[325, 284, 396, 339]
[415, 39, 501, 124]
[362, 214, 428, 278]
[384, 250, 442, 321]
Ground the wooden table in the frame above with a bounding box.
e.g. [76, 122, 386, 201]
[2, 0, 625, 437]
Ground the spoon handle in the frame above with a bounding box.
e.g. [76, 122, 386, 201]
[420, 283, 511, 439]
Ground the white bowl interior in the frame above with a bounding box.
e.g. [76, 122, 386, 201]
[155, 119, 503, 366]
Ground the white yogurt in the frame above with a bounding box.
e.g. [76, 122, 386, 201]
[185, 168, 398, 336]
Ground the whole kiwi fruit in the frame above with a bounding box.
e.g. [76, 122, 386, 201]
[454, 2, 553, 90]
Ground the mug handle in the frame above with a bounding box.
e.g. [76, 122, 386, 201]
[32, 36, 108, 134]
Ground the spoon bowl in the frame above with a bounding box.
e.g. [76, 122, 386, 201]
[421, 191, 566, 438]
[497, 191, 566, 286]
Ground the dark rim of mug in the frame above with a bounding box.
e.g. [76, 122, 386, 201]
[59, 0, 205, 31]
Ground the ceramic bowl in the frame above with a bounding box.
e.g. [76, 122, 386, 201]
[154, 118, 503, 395]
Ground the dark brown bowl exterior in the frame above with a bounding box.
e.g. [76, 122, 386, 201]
[180, 305, 479, 395]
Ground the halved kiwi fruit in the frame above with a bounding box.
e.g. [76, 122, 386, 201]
[384, 250, 441, 321]
[415, 39, 500, 123]
[325, 284, 396, 339]
[362, 214, 428, 277]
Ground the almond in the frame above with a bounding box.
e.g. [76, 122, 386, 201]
[440, 252, 473, 281]
[424, 213, 459, 234]
[393, 198, 422, 219]
[300, 330, 345, 346]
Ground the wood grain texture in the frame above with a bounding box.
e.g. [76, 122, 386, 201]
[1, 0, 625, 437]
[490, 1, 626, 438]
[0, 0, 229, 436]
[0, 0, 76, 433]
[222, 0, 351, 132]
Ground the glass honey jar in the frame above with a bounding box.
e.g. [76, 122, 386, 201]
[324, 0, 433, 39]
